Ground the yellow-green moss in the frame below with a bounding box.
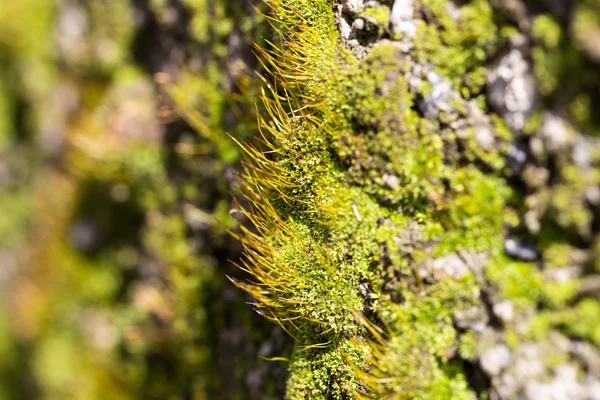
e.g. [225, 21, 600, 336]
[414, 0, 499, 96]
[235, 0, 515, 398]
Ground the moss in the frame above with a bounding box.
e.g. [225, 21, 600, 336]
[359, 287, 477, 399]
[3, 0, 598, 398]
[532, 15, 562, 49]
[0, 78, 14, 151]
[167, 67, 241, 163]
[486, 253, 544, 311]
[0, 187, 33, 248]
[530, 15, 565, 96]
[360, 5, 391, 35]
[594, 237, 600, 273]
[56, 0, 135, 78]
[458, 330, 478, 361]
[523, 111, 544, 136]
[548, 165, 596, 237]
[0, 0, 57, 145]
[572, 1, 600, 63]
[0, 0, 286, 398]
[542, 243, 580, 270]
[180, 0, 235, 46]
[286, 340, 363, 399]
[414, 0, 499, 95]
[529, 300, 600, 346]
[541, 280, 581, 308]
[234, 0, 515, 397]
[569, 94, 592, 129]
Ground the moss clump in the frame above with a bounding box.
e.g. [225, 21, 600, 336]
[357, 283, 477, 400]
[287, 340, 363, 399]
[414, 0, 500, 96]
[529, 299, 600, 346]
[234, 0, 513, 398]
[531, 15, 564, 95]
[360, 5, 391, 35]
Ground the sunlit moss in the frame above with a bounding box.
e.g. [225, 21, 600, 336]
[233, 0, 514, 398]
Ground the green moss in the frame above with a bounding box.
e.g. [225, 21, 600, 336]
[458, 331, 477, 360]
[531, 16, 565, 96]
[529, 300, 600, 346]
[532, 47, 561, 96]
[414, 0, 499, 95]
[594, 237, 600, 273]
[572, 2, 600, 61]
[180, 0, 236, 47]
[361, 287, 477, 399]
[548, 165, 596, 236]
[0, 78, 14, 151]
[0, 187, 33, 248]
[361, 5, 391, 34]
[532, 15, 562, 49]
[542, 280, 581, 308]
[542, 243, 579, 269]
[287, 340, 362, 399]
[569, 94, 592, 129]
[234, 1, 517, 398]
[487, 253, 544, 311]
[168, 67, 241, 163]
[0, 0, 57, 143]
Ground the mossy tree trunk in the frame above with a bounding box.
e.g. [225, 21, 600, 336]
[0, 0, 599, 399]
[234, 0, 600, 399]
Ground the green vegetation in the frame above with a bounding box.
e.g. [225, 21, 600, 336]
[1, 0, 599, 399]
[233, 0, 600, 398]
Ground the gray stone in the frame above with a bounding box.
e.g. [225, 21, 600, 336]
[524, 365, 585, 400]
[417, 71, 453, 118]
[480, 345, 512, 376]
[69, 218, 104, 254]
[432, 254, 471, 280]
[506, 146, 528, 175]
[571, 342, 600, 374]
[586, 379, 600, 400]
[580, 275, 600, 299]
[487, 49, 537, 132]
[541, 113, 571, 153]
[390, 0, 417, 53]
[475, 127, 496, 151]
[586, 186, 600, 206]
[352, 18, 365, 31]
[454, 305, 488, 333]
[493, 300, 515, 324]
[522, 165, 549, 189]
[82, 312, 118, 351]
[514, 344, 545, 381]
[391, 0, 413, 22]
[58, 2, 88, 62]
[524, 210, 541, 234]
[573, 139, 593, 168]
[504, 237, 538, 262]
[496, 373, 519, 399]
[382, 173, 400, 189]
[339, 14, 352, 41]
[342, 0, 364, 14]
[544, 266, 583, 283]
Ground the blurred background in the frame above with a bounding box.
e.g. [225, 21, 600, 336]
[0, 1, 290, 399]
